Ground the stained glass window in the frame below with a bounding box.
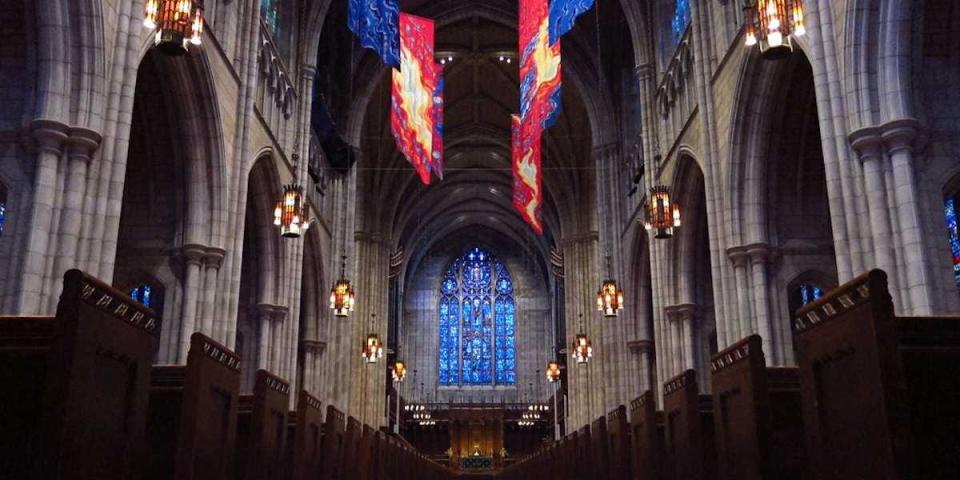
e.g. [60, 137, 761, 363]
[438, 247, 516, 386]
[0, 183, 6, 238]
[944, 196, 960, 288]
[798, 283, 823, 306]
[130, 284, 154, 308]
[261, 0, 281, 36]
[671, 0, 691, 45]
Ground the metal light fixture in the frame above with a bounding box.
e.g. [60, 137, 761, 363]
[546, 361, 561, 382]
[330, 255, 356, 317]
[644, 186, 681, 239]
[143, 0, 204, 56]
[361, 314, 383, 364]
[744, 0, 806, 59]
[274, 184, 310, 238]
[572, 315, 592, 365]
[392, 361, 407, 382]
[596, 256, 624, 317]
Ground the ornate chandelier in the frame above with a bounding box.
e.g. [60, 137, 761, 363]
[744, 0, 806, 59]
[361, 314, 383, 363]
[644, 186, 681, 239]
[273, 184, 310, 238]
[571, 315, 592, 365]
[392, 361, 407, 382]
[546, 361, 561, 382]
[143, 0, 204, 56]
[329, 255, 356, 317]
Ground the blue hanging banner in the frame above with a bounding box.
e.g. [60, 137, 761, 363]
[348, 0, 401, 67]
[548, 0, 596, 45]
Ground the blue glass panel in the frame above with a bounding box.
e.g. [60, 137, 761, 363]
[945, 197, 960, 288]
[799, 284, 823, 307]
[261, 0, 280, 35]
[439, 290, 459, 385]
[0, 201, 5, 238]
[671, 0, 690, 45]
[129, 284, 153, 308]
[495, 295, 516, 385]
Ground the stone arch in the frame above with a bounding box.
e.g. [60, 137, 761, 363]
[298, 225, 327, 395]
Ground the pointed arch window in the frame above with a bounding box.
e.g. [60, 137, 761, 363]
[130, 283, 156, 308]
[671, 0, 691, 45]
[261, 0, 281, 35]
[797, 283, 823, 306]
[944, 194, 960, 288]
[438, 247, 516, 386]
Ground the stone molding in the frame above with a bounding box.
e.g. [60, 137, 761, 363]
[664, 303, 697, 322]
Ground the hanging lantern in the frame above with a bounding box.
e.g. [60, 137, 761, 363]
[143, 0, 204, 56]
[572, 333, 593, 365]
[330, 256, 356, 317]
[744, 0, 805, 60]
[644, 186, 682, 239]
[392, 361, 407, 382]
[362, 333, 384, 363]
[596, 279, 624, 317]
[273, 184, 310, 238]
[546, 361, 561, 382]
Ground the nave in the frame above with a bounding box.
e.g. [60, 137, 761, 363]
[1, 0, 960, 478]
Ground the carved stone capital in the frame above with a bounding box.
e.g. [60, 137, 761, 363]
[880, 118, 924, 155]
[29, 119, 70, 155]
[726, 245, 750, 266]
[628, 339, 655, 354]
[744, 242, 773, 264]
[203, 247, 227, 269]
[181, 243, 207, 265]
[256, 303, 289, 323]
[301, 339, 327, 355]
[848, 126, 884, 162]
[66, 127, 102, 162]
[664, 303, 697, 322]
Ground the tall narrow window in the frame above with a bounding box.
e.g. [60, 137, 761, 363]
[671, 0, 691, 44]
[797, 283, 823, 306]
[438, 247, 516, 386]
[945, 195, 960, 288]
[0, 183, 6, 238]
[130, 284, 155, 307]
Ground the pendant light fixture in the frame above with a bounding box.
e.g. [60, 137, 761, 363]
[274, 184, 311, 238]
[361, 314, 383, 363]
[392, 360, 407, 382]
[572, 314, 592, 365]
[644, 185, 682, 239]
[330, 255, 356, 317]
[596, 255, 624, 317]
[546, 361, 561, 382]
[744, 0, 806, 59]
[143, 0, 204, 55]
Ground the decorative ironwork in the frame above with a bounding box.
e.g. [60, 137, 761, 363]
[546, 361, 561, 382]
[273, 184, 310, 238]
[572, 315, 592, 365]
[392, 360, 407, 382]
[362, 315, 383, 364]
[329, 255, 356, 317]
[143, 0, 204, 56]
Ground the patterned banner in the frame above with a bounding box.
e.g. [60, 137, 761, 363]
[348, 0, 401, 67]
[519, 0, 562, 129]
[548, 0, 596, 45]
[512, 114, 544, 235]
[390, 13, 443, 184]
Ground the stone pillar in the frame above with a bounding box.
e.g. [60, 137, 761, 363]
[665, 303, 697, 377]
[17, 120, 69, 314]
[199, 247, 226, 339]
[47, 128, 101, 312]
[351, 231, 390, 426]
[882, 119, 934, 315]
[629, 339, 655, 393]
[301, 340, 326, 396]
[746, 243, 775, 364]
[850, 129, 899, 299]
[726, 247, 751, 342]
[178, 244, 206, 363]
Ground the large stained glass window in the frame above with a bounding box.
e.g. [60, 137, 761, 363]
[944, 196, 960, 288]
[671, 0, 691, 45]
[438, 247, 516, 386]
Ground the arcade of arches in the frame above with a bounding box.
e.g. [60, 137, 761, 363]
[1, 0, 959, 476]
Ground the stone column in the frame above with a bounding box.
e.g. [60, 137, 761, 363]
[47, 128, 102, 312]
[850, 129, 899, 299]
[629, 339, 655, 393]
[351, 231, 390, 426]
[199, 247, 226, 339]
[178, 244, 206, 363]
[746, 243, 775, 364]
[17, 120, 69, 314]
[726, 247, 751, 343]
[301, 340, 326, 396]
[882, 119, 933, 315]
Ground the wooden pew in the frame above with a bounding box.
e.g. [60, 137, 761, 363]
[0, 269, 159, 479]
[575, 425, 592, 479]
[235, 369, 291, 480]
[590, 416, 611, 478]
[289, 390, 324, 480]
[710, 334, 806, 480]
[662, 369, 716, 480]
[319, 405, 346, 480]
[357, 424, 376, 480]
[342, 416, 363, 479]
[146, 332, 241, 480]
[607, 405, 633, 480]
[794, 269, 960, 479]
[629, 391, 664, 480]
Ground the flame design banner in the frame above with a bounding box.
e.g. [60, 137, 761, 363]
[512, 114, 543, 235]
[348, 0, 401, 67]
[390, 13, 443, 184]
[548, 0, 596, 45]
